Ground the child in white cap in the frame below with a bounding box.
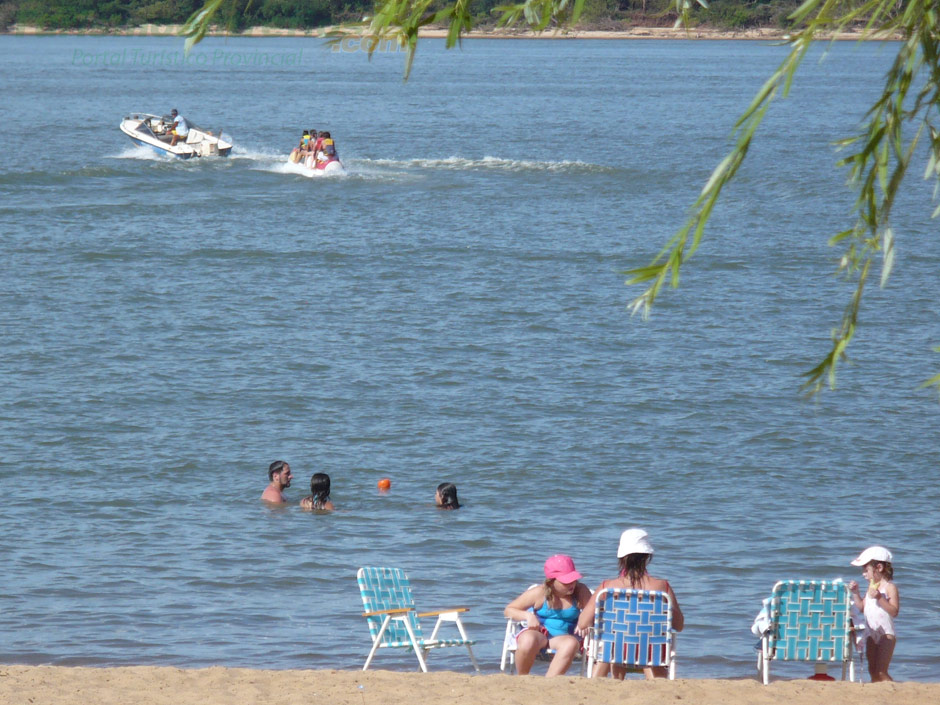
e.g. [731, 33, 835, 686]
[576, 528, 684, 679]
[847, 545, 899, 682]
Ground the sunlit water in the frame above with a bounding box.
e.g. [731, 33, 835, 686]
[1, 34, 938, 681]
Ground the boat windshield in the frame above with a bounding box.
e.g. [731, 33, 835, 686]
[135, 121, 156, 138]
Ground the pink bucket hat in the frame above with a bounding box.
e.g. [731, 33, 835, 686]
[544, 554, 582, 583]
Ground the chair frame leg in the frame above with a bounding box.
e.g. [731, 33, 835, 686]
[453, 617, 480, 672]
[426, 614, 479, 673]
[402, 617, 429, 672]
[501, 619, 522, 674]
[364, 615, 392, 671]
[500, 620, 512, 673]
[500, 648, 515, 674]
[668, 638, 677, 680]
[364, 614, 430, 673]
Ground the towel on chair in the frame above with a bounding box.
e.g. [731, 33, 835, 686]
[751, 597, 772, 638]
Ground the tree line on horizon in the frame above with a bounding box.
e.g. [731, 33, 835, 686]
[0, 0, 806, 33]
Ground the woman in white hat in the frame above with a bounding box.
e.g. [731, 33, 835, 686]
[576, 528, 684, 679]
[847, 545, 899, 682]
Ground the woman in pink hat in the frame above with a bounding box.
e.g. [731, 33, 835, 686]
[847, 545, 899, 682]
[504, 554, 592, 676]
[577, 528, 684, 679]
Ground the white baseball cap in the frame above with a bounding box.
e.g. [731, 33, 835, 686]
[850, 545, 893, 566]
[617, 528, 654, 558]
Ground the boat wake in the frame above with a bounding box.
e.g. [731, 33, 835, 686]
[255, 154, 611, 181]
[103, 148, 610, 182]
[247, 158, 345, 179]
[110, 145, 177, 161]
[360, 156, 611, 173]
[227, 144, 286, 162]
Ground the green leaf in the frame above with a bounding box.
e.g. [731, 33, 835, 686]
[180, 0, 225, 54]
[571, 0, 585, 23]
[880, 227, 894, 287]
[920, 372, 940, 393]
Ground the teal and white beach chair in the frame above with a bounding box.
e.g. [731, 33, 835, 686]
[586, 588, 677, 679]
[757, 580, 857, 684]
[356, 566, 479, 672]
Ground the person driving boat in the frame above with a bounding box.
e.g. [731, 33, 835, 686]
[167, 109, 189, 147]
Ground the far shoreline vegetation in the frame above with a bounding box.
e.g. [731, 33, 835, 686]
[0, 0, 830, 36]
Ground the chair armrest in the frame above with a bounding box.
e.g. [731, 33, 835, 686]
[362, 607, 415, 618]
[416, 607, 470, 617]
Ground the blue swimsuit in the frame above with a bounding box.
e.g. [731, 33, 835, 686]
[535, 601, 580, 638]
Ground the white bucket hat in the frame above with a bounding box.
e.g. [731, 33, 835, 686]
[850, 545, 893, 566]
[617, 528, 654, 558]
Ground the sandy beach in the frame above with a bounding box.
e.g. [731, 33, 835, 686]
[0, 666, 936, 705]
[3, 23, 899, 41]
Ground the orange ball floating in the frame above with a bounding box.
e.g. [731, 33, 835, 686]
[377, 478, 391, 491]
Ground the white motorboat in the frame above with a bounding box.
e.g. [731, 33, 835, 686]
[119, 113, 232, 159]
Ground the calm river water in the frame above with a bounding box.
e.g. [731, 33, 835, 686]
[0, 34, 937, 681]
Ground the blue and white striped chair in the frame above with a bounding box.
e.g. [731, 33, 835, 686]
[357, 566, 479, 672]
[757, 580, 856, 684]
[586, 588, 677, 679]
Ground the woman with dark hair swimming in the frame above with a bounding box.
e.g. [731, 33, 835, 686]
[301, 472, 335, 511]
[435, 482, 460, 509]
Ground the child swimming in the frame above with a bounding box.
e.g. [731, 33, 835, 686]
[435, 482, 460, 509]
[300, 472, 335, 511]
